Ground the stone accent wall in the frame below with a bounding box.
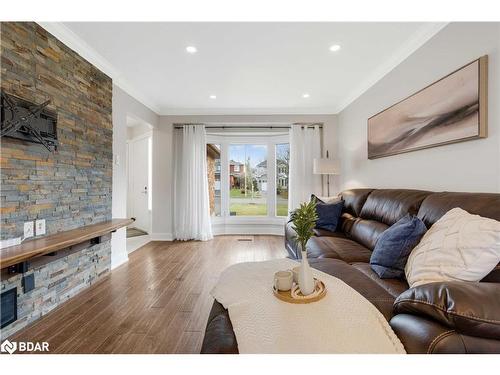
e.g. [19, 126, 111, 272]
[0, 22, 113, 338]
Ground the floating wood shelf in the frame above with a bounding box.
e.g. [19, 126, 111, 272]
[0, 218, 134, 270]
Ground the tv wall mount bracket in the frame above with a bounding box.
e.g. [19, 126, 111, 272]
[0, 92, 55, 152]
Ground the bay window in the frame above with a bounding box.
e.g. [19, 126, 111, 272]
[206, 132, 289, 229]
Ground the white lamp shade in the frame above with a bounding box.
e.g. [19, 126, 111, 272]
[313, 158, 340, 175]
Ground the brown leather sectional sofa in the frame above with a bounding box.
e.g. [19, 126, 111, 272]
[201, 189, 500, 354]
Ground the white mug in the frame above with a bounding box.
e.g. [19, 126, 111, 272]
[274, 270, 293, 291]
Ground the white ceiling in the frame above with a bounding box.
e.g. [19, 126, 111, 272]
[45, 22, 446, 115]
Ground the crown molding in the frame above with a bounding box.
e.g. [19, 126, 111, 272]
[158, 106, 337, 116]
[332, 22, 449, 113]
[38, 22, 161, 115]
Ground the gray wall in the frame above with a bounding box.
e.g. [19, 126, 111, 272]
[111, 85, 159, 268]
[338, 22, 500, 193]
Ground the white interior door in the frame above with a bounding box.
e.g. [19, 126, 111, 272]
[129, 136, 150, 233]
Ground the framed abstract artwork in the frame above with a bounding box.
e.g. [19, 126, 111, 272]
[368, 56, 488, 159]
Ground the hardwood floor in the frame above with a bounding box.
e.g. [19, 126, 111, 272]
[11, 235, 287, 354]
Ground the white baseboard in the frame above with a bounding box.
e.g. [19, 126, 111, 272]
[150, 232, 173, 241]
[111, 254, 129, 270]
[127, 235, 151, 254]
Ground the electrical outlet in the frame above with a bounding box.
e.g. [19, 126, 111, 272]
[35, 219, 46, 236]
[24, 221, 34, 239]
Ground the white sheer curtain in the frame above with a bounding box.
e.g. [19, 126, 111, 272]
[173, 125, 213, 241]
[288, 125, 322, 211]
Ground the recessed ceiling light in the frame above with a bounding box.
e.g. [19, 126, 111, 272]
[329, 44, 341, 52]
[186, 46, 197, 54]
[302, 93, 310, 98]
[209, 95, 217, 99]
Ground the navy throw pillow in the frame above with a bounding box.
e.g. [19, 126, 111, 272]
[311, 194, 344, 232]
[370, 214, 427, 279]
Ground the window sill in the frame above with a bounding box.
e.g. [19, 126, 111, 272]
[211, 216, 286, 225]
[211, 216, 286, 236]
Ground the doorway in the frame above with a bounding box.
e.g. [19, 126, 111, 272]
[126, 117, 152, 253]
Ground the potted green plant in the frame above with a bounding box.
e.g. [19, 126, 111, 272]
[290, 198, 318, 295]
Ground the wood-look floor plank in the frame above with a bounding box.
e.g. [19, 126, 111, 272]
[10, 235, 287, 353]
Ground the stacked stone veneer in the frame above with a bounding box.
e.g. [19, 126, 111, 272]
[0, 22, 113, 338]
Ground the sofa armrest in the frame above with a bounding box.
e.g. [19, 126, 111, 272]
[284, 221, 299, 259]
[200, 301, 238, 354]
[393, 281, 500, 340]
[390, 314, 500, 353]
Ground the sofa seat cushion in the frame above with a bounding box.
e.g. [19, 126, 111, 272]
[306, 236, 372, 263]
[351, 262, 409, 298]
[308, 258, 398, 321]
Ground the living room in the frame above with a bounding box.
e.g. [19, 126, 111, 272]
[1, 1, 500, 373]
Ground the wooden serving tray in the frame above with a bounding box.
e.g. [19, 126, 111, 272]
[273, 279, 326, 304]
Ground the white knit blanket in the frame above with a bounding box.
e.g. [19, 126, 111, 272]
[211, 259, 406, 354]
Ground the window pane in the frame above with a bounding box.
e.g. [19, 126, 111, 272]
[229, 144, 267, 216]
[276, 143, 289, 217]
[207, 144, 221, 217]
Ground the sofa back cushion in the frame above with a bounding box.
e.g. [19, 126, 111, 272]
[339, 189, 373, 217]
[340, 189, 429, 250]
[360, 189, 431, 226]
[347, 218, 389, 250]
[417, 192, 500, 228]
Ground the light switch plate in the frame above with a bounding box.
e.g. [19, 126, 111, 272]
[35, 219, 46, 236]
[24, 221, 34, 239]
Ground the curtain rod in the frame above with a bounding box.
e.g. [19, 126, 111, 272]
[173, 124, 323, 129]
